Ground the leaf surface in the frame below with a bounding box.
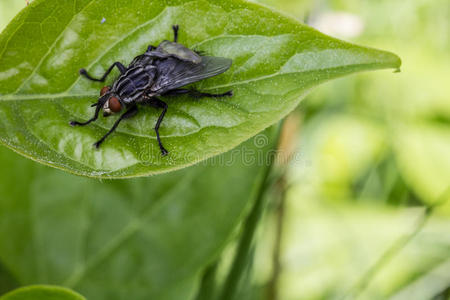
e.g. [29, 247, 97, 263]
[0, 286, 85, 300]
[0, 0, 400, 177]
[0, 129, 275, 300]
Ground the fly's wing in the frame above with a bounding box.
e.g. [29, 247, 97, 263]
[157, 40, 202, 64]
[150, 56, 232, 95]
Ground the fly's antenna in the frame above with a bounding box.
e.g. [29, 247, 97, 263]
[91, 93, 110, 107]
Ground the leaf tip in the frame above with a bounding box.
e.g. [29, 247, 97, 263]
[386, 51, 402, 70]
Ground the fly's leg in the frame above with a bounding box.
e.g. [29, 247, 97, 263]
[70, 97, 108, 126]
[142, 97, 169, 156]
[163, 88, 233, 98]
[93, 105, 138, 148]
[79, 62, 126, 82]
[172, 25, 179, 43]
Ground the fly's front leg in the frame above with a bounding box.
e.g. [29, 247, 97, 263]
[70, 97, 108, 126]
[172, 25, 179, 43]
[163, 88, 233, 98]
[93, 105, 138, 148]
[79, 62, 126, 82]
[142, 97, 169, 156]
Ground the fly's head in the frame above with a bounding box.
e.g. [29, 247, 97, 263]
[99, 86, 123, 117]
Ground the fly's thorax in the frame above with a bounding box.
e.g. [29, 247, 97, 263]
[112, 64, 157, 101]
[129, 54, 155, 67]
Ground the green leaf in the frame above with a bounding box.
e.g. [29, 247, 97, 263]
[0, 285, 85, 300]
[0, 264, 19, 295]
[0, 0, 400, 178]
[393, 123, 450, 208]
[0, 128, 276, 300]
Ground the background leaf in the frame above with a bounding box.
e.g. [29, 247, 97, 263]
[393, 123, 450, 207]
[0, 0, 400, 178]
[0, 285, 85, 300]
[0, 128, 276, 300]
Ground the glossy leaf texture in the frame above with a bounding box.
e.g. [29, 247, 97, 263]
[0, 128, 275, 299]
[0, 286, 85, 300]
[0, 0, 401, 178]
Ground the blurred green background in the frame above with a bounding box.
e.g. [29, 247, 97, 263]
[249, 0, 450, 299]
[0, 0, 449, 299]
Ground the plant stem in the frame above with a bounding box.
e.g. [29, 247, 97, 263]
[266, 112, 301, 300]
[217, 127, 280, 300]
[195, 261, 219, 300]
[266, 176, 286, 300]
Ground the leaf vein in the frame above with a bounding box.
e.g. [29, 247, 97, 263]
[13, 0, 96, 94]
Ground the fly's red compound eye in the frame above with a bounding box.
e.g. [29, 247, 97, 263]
[109, 97, 122, 112]
[100, 86, 110, 96]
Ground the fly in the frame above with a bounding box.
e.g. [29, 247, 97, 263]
[70, 25, 233, 156]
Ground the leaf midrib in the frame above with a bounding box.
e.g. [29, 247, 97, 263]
[0, 61, 389, 102]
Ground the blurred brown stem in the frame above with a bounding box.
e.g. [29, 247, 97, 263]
[267, 112, 302, 300]
[267, 176, 287, 300]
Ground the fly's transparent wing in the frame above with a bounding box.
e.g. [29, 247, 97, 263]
[158, 40, 202, 64]
[150, 56, 232, 94]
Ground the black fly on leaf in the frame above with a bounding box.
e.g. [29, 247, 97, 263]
[70, 25, 233, 156]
